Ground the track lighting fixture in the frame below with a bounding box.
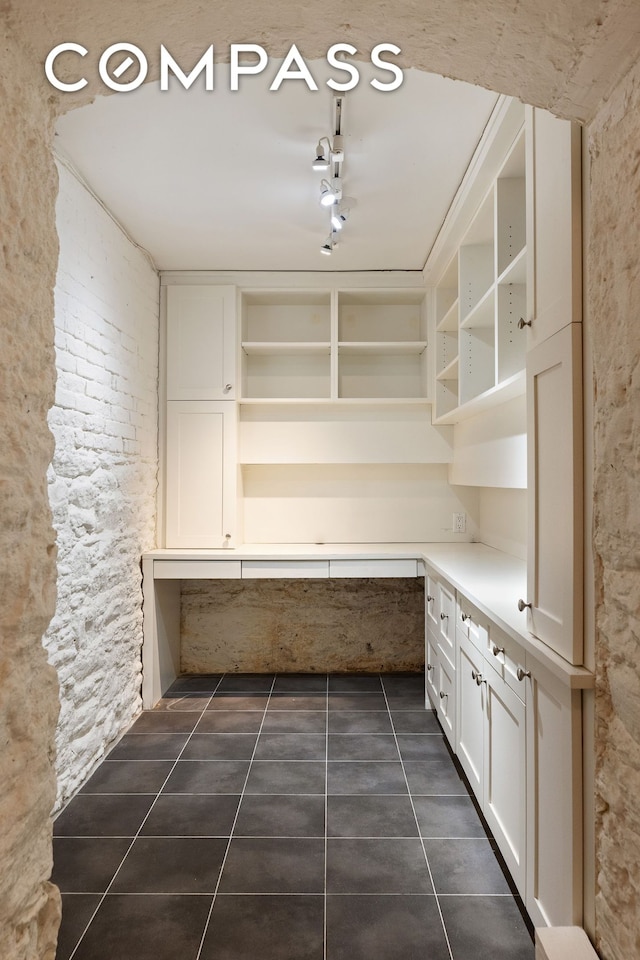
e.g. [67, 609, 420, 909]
[320, 231, 338, 255]
[313, 95, 353, 251]
[319, 177, 342, 207]
[330, 203, 350, 231]
[312, 138, 331, 171]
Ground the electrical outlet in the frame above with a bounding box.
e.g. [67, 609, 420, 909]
[453, 512, 466, 533]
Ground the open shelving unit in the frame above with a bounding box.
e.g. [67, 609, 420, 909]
[431, 122, 529, 424]
[240, 287, 429, 403]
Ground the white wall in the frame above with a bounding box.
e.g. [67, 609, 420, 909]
[477, 486, 527, 560]
[45, 161, 159, 808]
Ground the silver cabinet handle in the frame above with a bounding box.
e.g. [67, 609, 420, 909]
[491, 643, 504, 657]
[518, 599, 532, 612]
[461, 612, 470, 622]
[440, 612, 448, 620]
[224, 383, 233, 392]
[516, 667, 531, 682]
[471, 668, 485, 687]
[517, 318, 532, 329]
[426, 595, 434, 602]
[427, 663, 433, 672]
[439, 690, 447, 699]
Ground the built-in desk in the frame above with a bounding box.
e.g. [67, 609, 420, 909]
[141, 542, 592, 707]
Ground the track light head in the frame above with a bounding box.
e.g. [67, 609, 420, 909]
[319, 177, 342, 207]
[331, 134, 344, 163]
[312, 138, 331, 171]
[331, 204, 350, 231]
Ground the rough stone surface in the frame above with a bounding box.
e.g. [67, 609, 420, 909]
[588, 55, 640, 960]
[181, 579, 425, 673]
[0, 18, 62, 960]
[44, 163, 159, 809]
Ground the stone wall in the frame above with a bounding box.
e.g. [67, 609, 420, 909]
[44, 163, 159, 809]
[0, 20, 61, 960]
[588, 57, 640, 960]
[181, 579, 425, 674]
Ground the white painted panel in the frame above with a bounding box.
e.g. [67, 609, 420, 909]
[154, 560, 241, 580]
[477, 487, 527, 561]
[483, 665, 526, 891]
[437, 580, 456, 671]
[166, 285, 236, 400]
[165, 401, 237, 548]
[437, 655, 456, 747]
[527, 323, 583, 662]
[525, 658, 583, 926]
[241, 464, 480, 544]
[526, 107, 582, 343]
[425, 635, 439, 706]
[242, 560, 329, 579]
[329, 559, 418, 578]
[456, 632, 484, 796]
[450, 394, 527, 489]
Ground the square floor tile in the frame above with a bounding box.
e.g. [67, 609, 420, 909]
[328, 711, 393, 734]
[245, 761, 326, 795]
[328, 694, 387, 712]
[69, 893, 211, 960]
[206, 693, 269, 712]
[327, 839, 433, 893]
[268, 693, 327, 711]
[140, 794, 240, 837]
[326, 894, 449, 960]
[234, 795, 325, 837]
[107, 734, 188, 761]
[219, 838, 325, 893]
[53, 838, 131, 892]
[54, 795, 154, 837]
[272, 674, 328, 692]
[217, 674, 275, 692]
[180, 733, 257, 761]
[327, 761, 407, 795]
[328, 675, 382, 692]
[79, 761, 173, 795]
[403, 760, 468, 796]
[254, 733, 326, 761]
[328, 734, 399, 761]
[386, 693, 430, 711]
[261, 711, 327, 734]
[380, 674, 425, 695]
[57, 894, 101, 960]
[439, 895, 534, 959]
[162, 761, 249, 795]
[391, 710, 441, 734]
[396, 734, 450, 761]
[424, 839, 512, 894]
[195, 711, 264, 734]
[413, 796, 488, 838]
[110, 837, 227, 893]
[201, 894, 324, 960]
[327, 795, 418, 838]
[128, 712, 199, 734]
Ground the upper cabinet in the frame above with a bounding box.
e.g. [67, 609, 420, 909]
[525, 106, 583, 345]
[166, 285, 237, 400]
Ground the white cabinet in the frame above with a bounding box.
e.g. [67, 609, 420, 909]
[166, 285, 237, 400]
[165, 401, 237, 548]
[525, 107, 582, 345]
[456, 631, 484, 797]
[525, 323, 583, 663]
[524, 654, 583, 927]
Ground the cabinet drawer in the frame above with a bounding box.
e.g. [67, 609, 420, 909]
[241, 560, 329, 579]
[484, 622, 528, 700]
[154, 560, 241, 579]
[456, 594, 490, 652]
[425, 573, 440, 630]
[329, 559, 418, 578]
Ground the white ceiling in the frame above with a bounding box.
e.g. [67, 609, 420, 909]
[54, 61, 499, 272]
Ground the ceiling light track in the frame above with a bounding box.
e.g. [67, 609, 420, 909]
[313, 94, 353, 255]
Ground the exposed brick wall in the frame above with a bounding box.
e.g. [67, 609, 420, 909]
[44, 162, 159, 809]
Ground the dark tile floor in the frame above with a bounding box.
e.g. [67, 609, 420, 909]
[53, 673, 535, 960]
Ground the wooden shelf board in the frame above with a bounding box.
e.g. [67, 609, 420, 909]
[431, 368, 525, 424]
[242, 341, 331, 356]
[239, 397, 432, 406]
[338, 341, 428, 356]
[497, 246, 527, 286]
[436, 357, 460, 381]
[460, 284, 496, 329]
[436, 297, 459, 332]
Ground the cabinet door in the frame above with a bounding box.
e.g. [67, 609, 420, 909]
[526, 323, 583, 662]
[425, 634, 439, 708]
[483, 663, 526, 892]
[525, 657, 583, 927]
[437, 579, 456, 671]
[166, 285, 236, 400]
[436, 655, 456, 748]
[456, 632, 484, 798]
[525, 107, 582, 345]
[425, 573, 440, 634]
[165, 401, 237, 548]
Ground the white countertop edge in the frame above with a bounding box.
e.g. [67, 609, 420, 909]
[143, 541, 593, 688]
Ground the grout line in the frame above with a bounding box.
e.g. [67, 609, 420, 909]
[193, 674, 277, 960]
[67, 674, 225, 960]
[323, 673, 329, 960]
[380, 675, 455, 960]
